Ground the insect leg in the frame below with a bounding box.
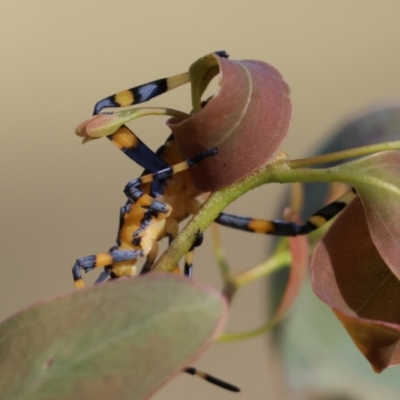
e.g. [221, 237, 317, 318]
[93, 267, 111, 284]
[184, 367, 240, 392]
[108, 125, 169, 172]
[93, 73, 190, 115]
[215, 189, 356, 236]
[123, 146, 218, 211]
[93, 204, 131, 284]
[93, 51, 229, 115]
[139, 241, 159, 275]
[184, 231, 204, 277]
[72, 249, 143, 288]
[105, 129, 217, 231]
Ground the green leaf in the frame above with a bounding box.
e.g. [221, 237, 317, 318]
[188, 52, 220, 112]
[0, 274, 227, 400]
[75, 108, 188, 144]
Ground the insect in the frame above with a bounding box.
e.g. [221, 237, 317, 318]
[74, 50, 355, 281]
[73, 51, 356, 392]
[73, 51, 230, 287]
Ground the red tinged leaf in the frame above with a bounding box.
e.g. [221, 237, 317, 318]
[75, 113, 118, 143]
[311, 197, 400, 372]
[270, 211, 309, 327]
[167, 53, 292, 192]
[0, 274, 227, 400]
[333, 151, 400, 280]
[75, 113, 111, 137]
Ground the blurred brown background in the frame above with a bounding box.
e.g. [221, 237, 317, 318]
[1, 1, 400, 399]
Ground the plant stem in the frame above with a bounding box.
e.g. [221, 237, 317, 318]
[153, 142, 400, 277]
[152, 163, 328, 274]
[234, 250, 290, 288]
[287, 140, 400, 169]
[210, 224, 231, 281]
[111, 107, 190, 124]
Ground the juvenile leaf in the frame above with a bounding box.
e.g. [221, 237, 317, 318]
[75, 113, 122, 141]
[168, 53, 292, 192]
[0, 274, 227, 400]
[311, 197, 400, 372]
[75, 108, 188, 144]
[333, 150, 400, 279]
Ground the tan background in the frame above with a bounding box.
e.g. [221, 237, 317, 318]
[1, 1, 400, 399]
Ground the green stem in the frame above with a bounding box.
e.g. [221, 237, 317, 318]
[153, 142, 400, 277]
[210, 225, 231, 281]
[152, 163, 330, 274]
[218, 322, 275, 342]
[218, 247, 292, 342]
[218, 227, 333, 342]
[287, 140, 400, 169]
[234, 250, 290, 288]
[114, 107, 190, 122]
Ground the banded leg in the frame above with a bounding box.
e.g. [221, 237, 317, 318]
[72, 249, 143, 288]
[184, 367, 240, 392]
[184, 231, 204, 277]
[124, 189, 172, 216]
[93, 244, 119, 284]
[106, 132, 217, 217]
[105, 86, 223, 194]
[105, 125, 170, 198]
[94, 73, 189, 115]
[139, 241, 159, 275]
[138, 223, 202, 276]
[123, 147, 219, 212]
[108, 125, 169, 173]
[94, 267, 112, 284]
[94, 243, 160, 283]
[137, 219, 181, 275]
[93, 51, 229, 115]
[93, 52, 229, 194]
[215, 189, 357, 236]
[94, 51, 228, 188]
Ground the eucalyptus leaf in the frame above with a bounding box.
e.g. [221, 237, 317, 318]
[0, 274, 227, 400]
[333, 150, 400, 279]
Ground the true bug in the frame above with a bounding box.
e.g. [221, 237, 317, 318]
[73, 51, 230, 287]
[74, 51, 355, 279]
[73, 51, 356, 392]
